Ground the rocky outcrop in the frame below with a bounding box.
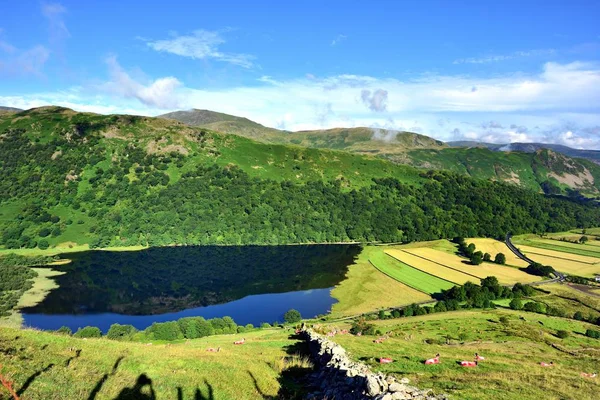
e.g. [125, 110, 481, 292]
[301, 328, 447, 400]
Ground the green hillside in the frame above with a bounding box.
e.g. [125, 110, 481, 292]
[404, 147, 600, 196]
[159, 110, 447, 152]
[160, 110, 600, 196]
[1, 107, 599, 251]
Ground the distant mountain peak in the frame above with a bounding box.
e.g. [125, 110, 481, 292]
[159, 109, 446, 154]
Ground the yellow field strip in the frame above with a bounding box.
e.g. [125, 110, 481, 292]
[529, 238, 600, 254]
[405, 248, 539, 284]
[518, 245, 600, 264]
[522, 253, 600, 277]
[465, 238, 529, 268]
[385, 249, 476, 285]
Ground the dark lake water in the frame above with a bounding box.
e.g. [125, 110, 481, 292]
[21, 245, 360, 332]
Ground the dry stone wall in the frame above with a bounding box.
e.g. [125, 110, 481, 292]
[301, 328, 448, 400]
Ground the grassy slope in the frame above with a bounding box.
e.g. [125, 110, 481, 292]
[329, 309, 600, 400]
[406, 147, 600, 195]
[368, 248, 455, 294]
[159, 110, 446, 154]
[0, 327, 299, 400]
[0, 107, 425, 248]
[329, 246, 432, 318]
[160, 109, 600, 194]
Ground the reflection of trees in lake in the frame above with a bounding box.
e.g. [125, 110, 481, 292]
[23, 245, 360, 315]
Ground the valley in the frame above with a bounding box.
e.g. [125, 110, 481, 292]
[2, 108, 600, 399]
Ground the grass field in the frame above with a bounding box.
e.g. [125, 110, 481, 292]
[519, 245, 600, 265]
[513, 235, 600, 258]
[0, 327, 300, 400]
[403, 248, 539, 285]
[329, 309, 600, 400]
[466, 238, 529, 268]
[535, 283, 600, 321]
[368, 249, 455, 295]
[385, 249, 476, 285]
[0, 268, 64, 329]
[330, 246, 432, 318]
[518, 251, 600, 277]
[518, 243, 600, 263]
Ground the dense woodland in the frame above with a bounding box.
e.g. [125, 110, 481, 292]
[1, 111, 600, 249]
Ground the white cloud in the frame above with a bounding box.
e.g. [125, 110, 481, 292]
[145, 30, 254, 68]
[361, 89, 388, 112]
[0, 45, 50, 77]
[331, 34, 347, 46]
[41, 2, 70, 46]
[453, 49, 555, 64]
[5, 60, 600, 148]
[101, 56, 183, 109]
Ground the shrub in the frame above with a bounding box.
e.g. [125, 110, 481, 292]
[391, 310, 400, 318]
[525, 262, 555, 277]
[148, 321, 183, 341]
[494, 253, 506, 265]
[378, 310, 386, 319]
[573, 311, 584, 321]
[523, 302, 545, 314]
[483, 253, 491, 262]
[55, 326, 72, 335]
[458, 332, 468, 341]
[499, 316, 509, 325]
[512, 283, 535, 297]
[74, 326, 102, 338]
[106, 324, 136, 340]
[260, 322, 271, 329]
[38, 239, 49, 250]
[284, 309, 302, 324]
[470, 251, 484, 265]
[38, 228, 50, 238]
[350, 318, 376, 335]
[222, 316, 237, 334]
[509, 299, 524, 310]
[237, 326, 246, 333]
[556, 330, 569, 339]
[585, 329, 600, 339]
[245, 323, 254, 330]
[209, 317, 226, 332]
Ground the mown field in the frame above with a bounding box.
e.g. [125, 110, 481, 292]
[512, 233, 600, 277]
[327, 309, 600, 400]
[385, 249, 476, 285]
[385, 245, 539, 286]
[0, 327, 301, 400]
[466, 238, 529, 268]
[514, 235, 600, 258]
[406, 247, 539, 284]
[367, 248, 455, 294]
[329, 246, 432, 317]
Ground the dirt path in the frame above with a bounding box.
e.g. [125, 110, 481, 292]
[567, 283, 600, 298]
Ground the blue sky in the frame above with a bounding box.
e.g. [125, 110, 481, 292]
[1, 1, 600, 147]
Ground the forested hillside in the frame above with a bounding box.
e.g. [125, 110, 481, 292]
[162, 110, 600, 196]
[1, 107, 599, 250]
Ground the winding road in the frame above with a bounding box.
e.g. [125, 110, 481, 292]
[505, 233, 565, 284]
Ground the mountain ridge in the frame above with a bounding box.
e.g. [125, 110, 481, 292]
[448, 140, 600, 164]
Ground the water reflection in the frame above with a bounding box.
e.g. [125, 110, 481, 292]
[22, 244, 359, 330]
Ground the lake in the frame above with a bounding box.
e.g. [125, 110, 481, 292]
[21, 244, 360, 332]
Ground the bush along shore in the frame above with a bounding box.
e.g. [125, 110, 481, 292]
[55, 309, 305, 341]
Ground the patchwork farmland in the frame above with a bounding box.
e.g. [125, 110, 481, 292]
[513, 233, 600, 278]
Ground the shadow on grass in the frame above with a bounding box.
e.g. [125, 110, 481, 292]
[113, 373, 156, 400]
[65, 349, 82, 367]
[87, 356, 125, 400]
[176, 381, 215, 400]
[17, 363, 55, 396]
